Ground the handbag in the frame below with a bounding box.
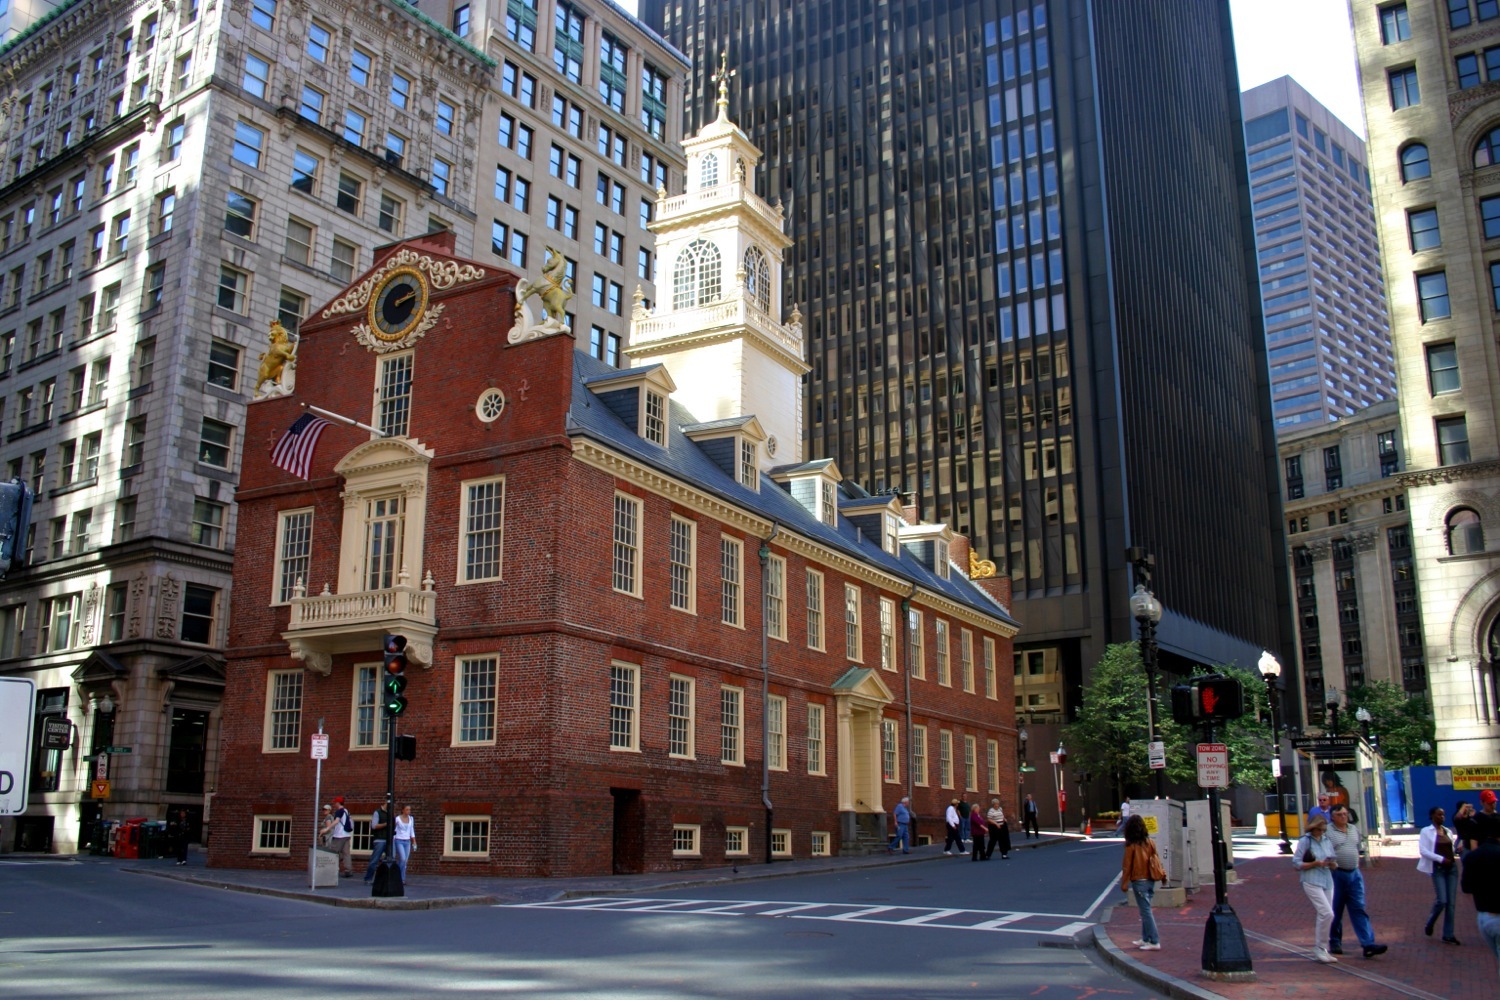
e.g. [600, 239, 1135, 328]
[1147, 845, 1167, 883]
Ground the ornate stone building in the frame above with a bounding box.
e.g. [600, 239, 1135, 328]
[1352, 0, 1500, 762]
[0, 0, 488, 852]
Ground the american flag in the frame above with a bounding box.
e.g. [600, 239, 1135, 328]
[270, 413, 332, 479]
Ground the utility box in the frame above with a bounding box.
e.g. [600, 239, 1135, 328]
[1185, 799, 1237, 890]
[1129, 798, 1187, 907]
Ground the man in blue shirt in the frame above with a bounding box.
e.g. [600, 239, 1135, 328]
[888, 797, 912, 854]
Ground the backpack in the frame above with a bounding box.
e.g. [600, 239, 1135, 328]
[341, 809, 352, 833]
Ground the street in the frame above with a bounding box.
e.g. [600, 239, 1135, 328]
[0, 841, 1154, 999]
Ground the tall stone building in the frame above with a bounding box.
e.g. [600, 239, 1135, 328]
[1241, 76, 1397, 433]
[0, 0, 683, 853]
[1279, 401, 1423, 724]
[1352, 0, 1500, 763]
[641, 0, 1295, 740]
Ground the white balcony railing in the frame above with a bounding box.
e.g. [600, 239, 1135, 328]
[632, 293, 804, 359]
[282, 575, 437, 674]
[657, 181, 784, 232]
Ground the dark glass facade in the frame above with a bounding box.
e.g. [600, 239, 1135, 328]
[645, 0, 1294, 708]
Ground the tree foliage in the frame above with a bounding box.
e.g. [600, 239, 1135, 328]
[1325, 680, 1436, 769]
[1065, 645, 1276, 797]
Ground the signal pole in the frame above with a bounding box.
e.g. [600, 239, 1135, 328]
[381, 634, 408, 891]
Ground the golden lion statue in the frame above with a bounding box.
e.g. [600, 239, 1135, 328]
[254, 320, 297, 395]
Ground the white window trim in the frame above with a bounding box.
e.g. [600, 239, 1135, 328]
[766, 554, 787, 641]
[806, 568, 825, 651]
[882, 717, 900, 784]
[810, 831, 831, 857]
[667, 673, 695, 759]
[935, 620, 951, 687]
[671, 823, 702, 857]
[349, 661, 389, 750]
[939, 729, 953, 788]
[964, 734, 978, 792]
[844, 583, 862, 662]
[453, 654, 499, 746]
[767, 693, 787, 771]
[609, 659, 640, 752]
[669, 514, 697, 614]
[912, 724, 928, 786]
[271, 506, 314, 605]
[720, 685, 744, 766]
[910, 609, 925, 679]
[262, 668, 302, 753]
[806, 702, 826, 776]
[612, 491, 643, 597]
[721, 534, 744, 628]
[879, 597, 896, 671]
[771, 828, 792, 857]
[987, 739, 1000, 794]
[724, 825, 750, 857]
[456, 475, 506, 585]
[961, 628, 975, 693]
[251, 814, 293, 855]
[444, 815, 492, 858]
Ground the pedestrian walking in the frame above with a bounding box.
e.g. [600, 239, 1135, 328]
[1419, 805, 1461, 945]
[1455, 800, 1479, 852]
[888, 796, 912, 854]
[944, 799, 964, 855]
[1476, 789, 1500, 846]
[392, 804, 415, 884]
[1459, 836, 1500, 971]
[169, 809, 191, 866]
[1119, 815, 1165, 951]
[363, 803, 391, 883]
[1118, 799, 1132, 833]
[985, 798, 1011, 859]
[957, 797, 971, 851]
[1307, 792, 1333, 828]
[969, 804, 987, 861]
[318, 804, 334, 847]
[328, 796, 354, 877]
[1022, 794, 1040, 839]
[1293, 813, 1340, 963]
[1326, 804, 1386, 957]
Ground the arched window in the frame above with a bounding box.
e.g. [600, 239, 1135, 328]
[700, 153, 719, 189]
[1477, 128, 1500, 168]
[673, 239, 722, 309]
[743, 246, 771, 312]
[1447, 507, 1485, 555]
[1400, 142, 1431, 181]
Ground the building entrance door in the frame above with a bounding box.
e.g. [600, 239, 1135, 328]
[611, 788, 643, 874]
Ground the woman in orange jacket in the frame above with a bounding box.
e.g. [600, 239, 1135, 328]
[1120, 814, 1167, 950]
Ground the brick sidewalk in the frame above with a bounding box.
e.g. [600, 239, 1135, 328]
[1101, 845, 1494, 999]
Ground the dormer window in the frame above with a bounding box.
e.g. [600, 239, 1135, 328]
[820, 479, 837, 528]
[738, 438, 756, 489]
[883, 513, 900, 555]
[934, 539, 950, 580]
[643, 389, 666, 445]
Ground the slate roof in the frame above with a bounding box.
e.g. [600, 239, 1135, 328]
[567, 351, 1018, 627]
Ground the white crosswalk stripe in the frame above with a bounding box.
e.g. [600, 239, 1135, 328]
[502, 896, 1090, 936]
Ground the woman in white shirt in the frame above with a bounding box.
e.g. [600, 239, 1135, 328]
[393, 805, 416, 885]
[1417, 805, 1460, 944]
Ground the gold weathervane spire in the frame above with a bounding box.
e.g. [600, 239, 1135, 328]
[712, 50, 735, 119]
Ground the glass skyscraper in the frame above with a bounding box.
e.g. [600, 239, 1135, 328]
[643, 0, 1294, 722]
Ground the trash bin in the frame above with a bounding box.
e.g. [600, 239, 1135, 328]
[114, 817, 147, 859]
[140, 821, 166, 859]
[88, 820, 113, 856]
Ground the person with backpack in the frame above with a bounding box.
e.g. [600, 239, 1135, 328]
[328, 796, 354, 877]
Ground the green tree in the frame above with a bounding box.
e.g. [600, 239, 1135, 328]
[1327, 680, 1436, 768]
[1062, 642, 1154, 800]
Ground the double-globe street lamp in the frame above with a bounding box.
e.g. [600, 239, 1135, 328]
[1258, 651, 1292, 855]
[1129, 582, 1165, 798]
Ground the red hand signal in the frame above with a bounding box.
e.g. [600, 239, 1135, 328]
[1201, 686, 1219, 715]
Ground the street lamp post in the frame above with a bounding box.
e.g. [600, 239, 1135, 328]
[1259, 651, 1292, 855]
[1130, 581, 1165, 798]
[1325, 686, 1343, 732]
[1052, 743, 1068, 834]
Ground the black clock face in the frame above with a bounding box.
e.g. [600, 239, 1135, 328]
[372, 270, 427, 340]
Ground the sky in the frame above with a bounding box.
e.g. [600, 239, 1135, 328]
[613, 0, 1365, 135]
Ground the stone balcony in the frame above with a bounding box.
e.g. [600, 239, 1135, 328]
[657, 181, 784, 232]
[282, 571, 437, 675]
[630, 293, 806, 366]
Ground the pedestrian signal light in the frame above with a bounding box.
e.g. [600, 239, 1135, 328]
[1170, 676, 1245, 724]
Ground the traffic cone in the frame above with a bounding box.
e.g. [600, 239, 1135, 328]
[1084, 818, 1092, 836]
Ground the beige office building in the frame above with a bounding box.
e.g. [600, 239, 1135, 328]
[1352, 0, 1500, 762]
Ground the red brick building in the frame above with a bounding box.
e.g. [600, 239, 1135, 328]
[210, 100, 1018, 877]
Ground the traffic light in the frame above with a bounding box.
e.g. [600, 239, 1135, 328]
[0, 478, 34, 579]
[394, 735, 416, 761]
[1170, 675, 1245, 724]
[383, 634, 408, 717]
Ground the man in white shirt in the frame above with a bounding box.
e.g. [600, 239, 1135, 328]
[328, 796, 354, 877]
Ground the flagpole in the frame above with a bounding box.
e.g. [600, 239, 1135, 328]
[300, 403, 388, 437]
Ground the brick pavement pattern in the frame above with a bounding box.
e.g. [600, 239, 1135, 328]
[1104, 851, 1493, 998]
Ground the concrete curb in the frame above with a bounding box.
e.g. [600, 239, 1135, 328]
[1090, 923, 1228, 1000]
[124, 834, 1081, 910]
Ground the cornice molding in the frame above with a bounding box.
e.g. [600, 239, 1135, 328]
[1397, 459, 1500, 490]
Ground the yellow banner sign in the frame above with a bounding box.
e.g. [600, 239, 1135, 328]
[90, 779, 110, 800]
[1452, 765, 1500, 790]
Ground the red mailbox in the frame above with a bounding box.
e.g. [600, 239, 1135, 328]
[114, 817, 147, 859]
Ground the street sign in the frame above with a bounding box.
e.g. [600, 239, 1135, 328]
[42, 717, 72, 750]
[1148, 740, 1166, 770]
[310, 734, 329, 760]
[1196, 742, 1229, 789]
[1048, 751, 1059, 765]
[0, 676, 35, 816]
[96, 755, 108, 780]
[103, 745, 132, 754]
[1291, 735, 1358, 755]
[91, 779, 111, 800]
[1271, 757, 1282, 778]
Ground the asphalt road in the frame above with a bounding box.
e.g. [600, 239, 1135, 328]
[0, 841, 1155, 999]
